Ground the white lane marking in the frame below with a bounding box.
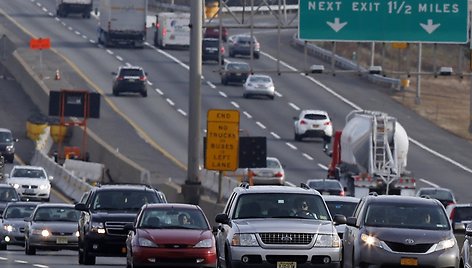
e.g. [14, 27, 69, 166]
[67, 26, 73, 31]
[178, 109, 187, 116]
[116, 56, 123, 61]
[419, 178, 440, 188]
[303, 153, 314, 161]
[42, 7, 47, 12]
[274, 91, 282, 97]
[286, 142, 297, 150]
[146, 43, 189, 70]
[125, 62, 131, 66]
[0, 257, 7, 260]
[106, 49, 114, 55]
[74, 31, 81, 36]
[231, 101, 239, 108]
[155, 88, 164, 95]
[36, 2, 41, 7]
[89, 39, 96, 44]
[147, 81, 153, 86]
[243, 111, 252, 119]
[54, 17, 60, 22]
[256, 121, 266, 129]
[33, 264, 49, 268]
[61, 21, 66, 26]
[166, 98, 175, 106]
[82, 35, 87, 39]
[289, 102, 300, 111]
[219, 91, 227, 98]
[14, 260, 28, 264]
[318, 163, 328, 170]
[270, 132, 280, 139]
[207, 81, 216, 88]
[48, 12, 53, 16]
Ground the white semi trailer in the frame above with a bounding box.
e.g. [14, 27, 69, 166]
[327, 110, 415, 197]
[98, 0, 147, 48]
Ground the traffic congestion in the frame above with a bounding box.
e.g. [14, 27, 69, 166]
[0, 0, 471, 267]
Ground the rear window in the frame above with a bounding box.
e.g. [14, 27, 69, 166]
[227, 63, 250, 72]
[92, 190, 162, 211]
[249, 76, 271, 83]
[266, 159, 281, 168]
[452, 207, 472, 223]
[419, 189, 453, 200]
[119, 69, 143, 76]
[326, 201, 358, 217]
[308, 180, 341, 190]
[203, 39, 219, 47]
[304, 114, 327, 120]
[0, 131, 12, 142]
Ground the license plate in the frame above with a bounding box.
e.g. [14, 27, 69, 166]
[121, 247, 127, 254]
[56, 237, 68, 244]
[24, 189, 34, 194]
[322, 191, 330, 195]
[277, 262, 297, 268]
[400, 258, 418, 266]
[312, 124, 319, 128]
[127, 79, 135, 82]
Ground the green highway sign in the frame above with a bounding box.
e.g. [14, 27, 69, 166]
[299, 0, 468, 43]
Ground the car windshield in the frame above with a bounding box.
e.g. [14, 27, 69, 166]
[119, 69, 143, 76]
[0, 132, 12, 142]
[227, 63, 250, 72]
[326, 201, 358, 217]
[0, 188, 18, 202]
[12, 168, 46, 179]
[364, 203, 450, 230]
[33, 207, 80, 222]
[92, 190, 160, 211]
[304, 114, 327, 120]
[4, 205, 36, 219]
[419, 189, 454, 200]
[452, 207, 472, 223]
[249, 76, 271, 83]
[233, 193, 330, 220]
[138, 207, 209, 230]
[308, 180, 340, 190]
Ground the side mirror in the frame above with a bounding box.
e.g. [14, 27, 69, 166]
[24, 216, 31, 222]
[124, 223, 135, 232]
[465, 223, 472, 236]
[454, 222, 466, 233]
[13, 138, 18, 142]
[215, 213, 230, 225]
[75, 203, 88, 212]
[212, 226, 219, 235]
[333, 214, 347, 225]
[145, 72, 148, 76]
[346, 217, 357, 227]
[48, 176, 53, 181]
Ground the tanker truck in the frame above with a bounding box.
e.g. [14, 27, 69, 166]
[327, 110, 415, 198]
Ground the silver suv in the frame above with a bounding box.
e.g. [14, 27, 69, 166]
[215, 183, 344, 268]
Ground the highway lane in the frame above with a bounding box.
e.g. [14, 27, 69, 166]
[1, 1, 471, 202]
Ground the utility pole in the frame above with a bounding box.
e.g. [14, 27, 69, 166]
[182, 0, 203, 205]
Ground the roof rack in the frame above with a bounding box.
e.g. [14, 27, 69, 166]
[300, 183, 311, 190]
[368, 192, 378, 196]
[239, 182, 250, 189]
[98, 183, 155, 189]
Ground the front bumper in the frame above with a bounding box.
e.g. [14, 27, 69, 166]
[132, 246, 217, 267]
[230, 246, 342, 268]
[16, 188, 50, 201]
[29, 234, 78, 250]
[358, 243, 459, 268]
[84, 232, 128, 256]
[0, 230, 26, 246]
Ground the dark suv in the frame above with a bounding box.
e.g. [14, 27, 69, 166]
[220, 61, 250, 85]
[112, 66, 148, 97]
[75, 184, 167, 265]
[0, 128, 17, 163]
[202, 38, 225, 64]
[343, 194, 459, 268]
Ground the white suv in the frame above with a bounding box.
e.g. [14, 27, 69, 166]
[215, 184, 344, 268]
[293, 110, 333, 145]
[7, 165, 52, 202]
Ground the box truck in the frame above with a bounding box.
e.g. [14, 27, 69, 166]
[153, 12, 190, 49]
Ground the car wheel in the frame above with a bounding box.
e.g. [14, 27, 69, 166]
[113, 89, 119, 96]
[25, 240, 36, 255]
[0, 243, 6, 250]
[254, 53, 260, 59]
[229, 51, 235, 57]
[141, 90, 147, 97]
[7, 155, 14, 163]
[224, 247, 232, 268]
[294, 133, 302, 141]
[221, 78, 227, 85]
[269, 95, 274, 100]
[243, 93, 248, 99]
[82, 241, 96, 265]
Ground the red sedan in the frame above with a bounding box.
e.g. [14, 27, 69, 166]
[125, 203, 217, 268]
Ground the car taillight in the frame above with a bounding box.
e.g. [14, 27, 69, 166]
[339, 190, 345, 196]
[220, 46, 225, 54]
[300, 120, 307, 125]
[449, 208, 455, 221]
[324, 121, 331, 125]
[139, 76, 146, 81]
[255, 42, 260, 49]
[248, 170, 255, 177]
[274, 172, 283, 177]
[163, 28, 167, 37]
[156, 22, 160, 29]
[117, 76, 124, 81]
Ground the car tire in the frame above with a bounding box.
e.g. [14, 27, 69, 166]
[222, 78, 227, 85]
[229, 51, 235, 57]
[0, 243, 6, 250]
[25, 240, 36, 255]
[81, 241, 96, 265]
[7, 155, 14, 163]
[254, 53, 260, 59]
[141, 90, 147, 97]
[294, 133, 302, 141]
[269, 95, 274, 100]
[113, 89, 119, 96]
[243, 93, 248, 99]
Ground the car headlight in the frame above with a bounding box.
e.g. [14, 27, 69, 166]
[90, 222, 106, 234]
[315, 234, 341, 248]
[12, 184, 20, 189]
[138, 237, 158, 248]
[434, 238, 455, 251]
[3, 224, 14, 232]
[39, 184, 50, 190]
[6, 145, 14, 152]
[31, 229, 50, 237]
[231, 233, 258, 246]
[75, 231, 80, 237]
[194, 238, 213, 248]
[360, 233, 382, 248]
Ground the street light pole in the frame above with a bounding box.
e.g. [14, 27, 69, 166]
[183, 0, 203, 205]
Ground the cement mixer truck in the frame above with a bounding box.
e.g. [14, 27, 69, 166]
[327, 110, 415, 198]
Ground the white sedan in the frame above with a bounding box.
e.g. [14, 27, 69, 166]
[7, 165, 52, 202]
[293, 109, 333, 148]
[242, 74, 275, 99]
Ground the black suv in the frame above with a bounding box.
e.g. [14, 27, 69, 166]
[0, 128, 17, 163]
[75, 184, 167, 265]
[202, 38, 225, 64]
[220, 61, 250, 85]
[112, 66, 148, 97]
[343, 194, 459, 268]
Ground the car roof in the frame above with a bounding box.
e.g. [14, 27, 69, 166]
[248, 74, 271, 79]
[365, 195, 441, 206]
[301, 109, 329, 116]
[35, 203, 75, 208]
[0, 128, 12, 133]
[93, 184, 159, 191]
[234, 185, 321, 195]
[322, 195, 360, 203]
[5, 201, 40, 207]
[119, 65, 143, 70]
[417, 187, 453, 193]
[144, 203, 200, 210]
[12, 165, 45, 170]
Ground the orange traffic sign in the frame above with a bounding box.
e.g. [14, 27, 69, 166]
[205, 109, 240, 171]
[30, 38, 51, 50]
